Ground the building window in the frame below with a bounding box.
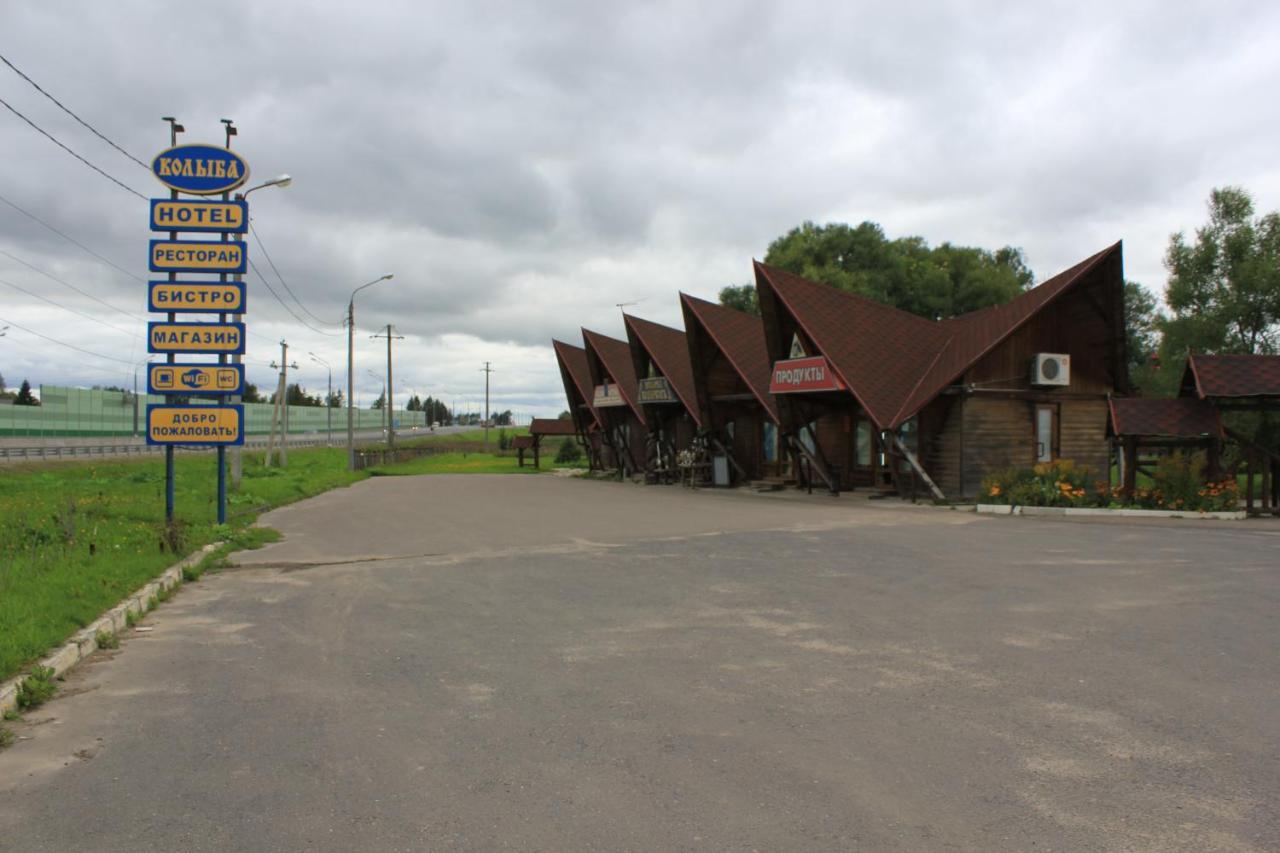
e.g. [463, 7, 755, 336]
[855, 419, 871, 466]
[763, 421, 777, 462]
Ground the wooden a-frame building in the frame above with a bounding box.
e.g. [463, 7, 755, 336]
[756, 243, 1128, 499]
[680, 293, 782, 485]
[623, 314, 703, 482]
[582, 328, 647, 477]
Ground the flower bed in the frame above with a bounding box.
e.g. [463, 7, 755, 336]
[981, 455, 1238, 513]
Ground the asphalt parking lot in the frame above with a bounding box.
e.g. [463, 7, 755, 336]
[2, 475, 1277, 851]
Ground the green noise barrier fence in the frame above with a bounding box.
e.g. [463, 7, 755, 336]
[0, 385, 427, 438]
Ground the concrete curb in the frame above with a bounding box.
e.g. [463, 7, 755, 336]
[975, 504, 1246, 520]
[0, 542, 223, 717]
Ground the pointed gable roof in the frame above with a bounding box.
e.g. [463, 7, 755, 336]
[1108, 397, 1223, 439]
[623, 314, 702, 427]
[1182, 353, 1280, 399]
[582, 327, 646, 426]
[892, 242, 1123, 426]
[755, 242, 1125, 429]
[680, 293, 779, 424]
[754, 261, 950, 429]
[552, 339, 600, 429]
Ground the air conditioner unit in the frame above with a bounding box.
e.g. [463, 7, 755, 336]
[1030, 353, 1070, 387]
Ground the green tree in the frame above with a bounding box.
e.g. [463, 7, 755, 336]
[14, 379, 39, 406]
[326, 389, 344, 408]
[1125, 282, 1165, 393]
[242, 382, 264, 403]
[718, 284, 759, 316]
[745, 220, 1033, 319]
[407, 394, 422, 412]
[371, 390, 385, 410]
[557, 410, 572, 420]
[1162, 186, 1280, 358]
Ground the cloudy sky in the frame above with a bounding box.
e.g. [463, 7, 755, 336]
[1, 1, 1277, 416]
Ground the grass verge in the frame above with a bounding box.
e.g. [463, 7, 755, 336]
[0, 446, 362, 681]
[0, 439, 549, 682]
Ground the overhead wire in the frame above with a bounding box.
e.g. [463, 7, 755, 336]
[248, 258, 343, 337]
[0, 51, 150, 170]
[0, 190, 144, 282]
[0, 95, 147, 199]
[0, 69, 350, 358]
[0, 315, 136, 365]
[248, 220, 341, 329]
[0, 276, 139, 337]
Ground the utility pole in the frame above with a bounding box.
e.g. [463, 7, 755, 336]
[266, 340, 297, 467]
[481, 361, 494, 451]
[345, 274, 394, 470]
[370, 325, 404, 450]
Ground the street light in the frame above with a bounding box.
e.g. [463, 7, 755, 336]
[309, 352, 333, 446]
[240, 174, 292, 197]
[347, 275, 393, 470]
[229, 174, 292, 491]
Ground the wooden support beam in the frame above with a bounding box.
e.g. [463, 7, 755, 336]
[888, 432, 946, 502]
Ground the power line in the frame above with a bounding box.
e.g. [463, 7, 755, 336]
[0, 276, 140, 337]
[248, 258, 343, 337]
[248, 220, 340, 328]
[0, 52, 150, 170]
[0, 95, 147, 200]
[0, 190, 144, 282]
[0, 315, 136, 365]
[0, 248, 142, 320]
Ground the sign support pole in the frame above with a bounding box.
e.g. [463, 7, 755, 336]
[163, 117, 181, 525]
[215, 119, 235, 524]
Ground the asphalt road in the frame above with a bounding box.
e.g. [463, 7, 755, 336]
[2, 477, 1278, 851]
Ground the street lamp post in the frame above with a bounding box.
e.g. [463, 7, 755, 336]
[229, 173, 292, 490]
[309, 352, 333, 446]
[347, 274, 394, 470]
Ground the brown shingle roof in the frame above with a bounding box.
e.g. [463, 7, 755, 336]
[511, 435, 535, 449]
[582, 328, 646, 426]
[754, 261, 950, 429]
[1183, 354, 1280, 399]
[623, 314, 702, 427]
[530, 418, 577, 436]
[755, 242, 1124, 429]
[894, 243, 1121, 425]
[680, 294, 779, 424]
[1108, 397, 1223, 438]
[552, 340, 600, 428]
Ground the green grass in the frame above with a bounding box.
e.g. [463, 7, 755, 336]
[0, 439, 555, 682]
[0, 446, 364, 681]
[368, 450, 544, 476]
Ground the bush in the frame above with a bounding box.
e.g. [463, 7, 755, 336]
[497, 429, 510, 451]
[16, 665, 57, 709]
[982, 460, 1108, 508]
[555, 438, 583, 464]
[981, 453, 1238, 512]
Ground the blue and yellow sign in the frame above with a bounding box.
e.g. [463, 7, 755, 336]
[150, 199, 247, 233]
[148, 321, 246, 354]
[146, 404, 244, 446]
[148, 280, 246, 313]
[149, 239, 247, 274]
[151, 144, 250, 196]
[148, 364, 244, 396]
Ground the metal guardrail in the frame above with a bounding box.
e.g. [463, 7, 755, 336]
[0, 434, 344, 463]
